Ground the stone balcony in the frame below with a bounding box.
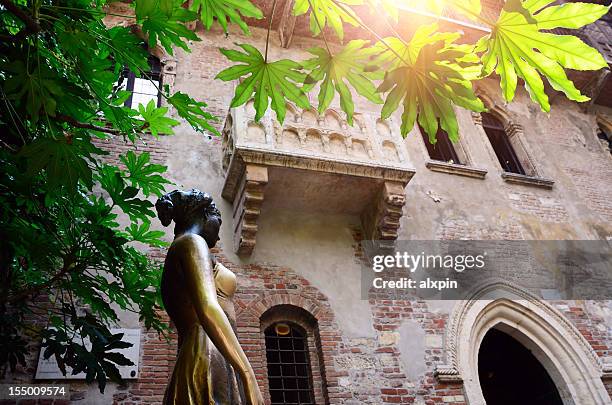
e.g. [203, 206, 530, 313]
[220, 101, 416, 255]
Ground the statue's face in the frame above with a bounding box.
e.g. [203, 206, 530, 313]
[201, 216, 221, 248]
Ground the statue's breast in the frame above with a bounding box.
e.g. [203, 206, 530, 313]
[213, 262, 237, 299]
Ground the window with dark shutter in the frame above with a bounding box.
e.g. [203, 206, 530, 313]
[481, 112, 525, 175]
[265, 322, 315, 405]
[419, 125, 462, 164]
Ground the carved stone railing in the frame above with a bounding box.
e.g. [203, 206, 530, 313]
[221, 102, 416, 255]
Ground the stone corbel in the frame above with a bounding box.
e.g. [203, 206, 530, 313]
[602, 361, 612, 380]
[504, 122, 524, 139]
[231, 164, 268, 256]
[362, 181, 406, 240]
[471, 111, 482, 126]
[434, 364, 463, 383]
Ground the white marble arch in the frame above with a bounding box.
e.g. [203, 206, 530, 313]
[442, 280, 609, 405]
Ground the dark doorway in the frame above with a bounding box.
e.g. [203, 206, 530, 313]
[478, 328, 563, 405]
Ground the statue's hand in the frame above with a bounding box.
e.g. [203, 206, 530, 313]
[243, 372, 264, 405]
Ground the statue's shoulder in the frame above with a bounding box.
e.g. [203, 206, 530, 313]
[171, 233, 208, 254]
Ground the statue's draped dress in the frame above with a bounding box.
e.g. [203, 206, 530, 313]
[162, 259, 243, 405]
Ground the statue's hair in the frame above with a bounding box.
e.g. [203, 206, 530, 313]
[155, 189, 221, 227]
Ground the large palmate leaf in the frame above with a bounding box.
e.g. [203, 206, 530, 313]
[479, 1, 609, 111]
[216, 44, 311, 122]
[137, 100, 179, 137]
[19, 134, 102, 191]
[375, 24, 485, 140]
[120, 151, 172, 197]
[167, 92, 219, 135]
[134, 0, 199, 55]
[302, 40, 382, 125]
[189, 0, 263, 34]
[293, 0, 362, 40]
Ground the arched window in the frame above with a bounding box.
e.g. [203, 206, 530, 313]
[118, 54, 162, 110]
[418, 125, 461, 164]
[265, 322, 315, 405]
[481, 112, 525, 174]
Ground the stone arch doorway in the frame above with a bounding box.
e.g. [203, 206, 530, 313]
[478, 327, 563, 405]
[438, 281, 610, 405]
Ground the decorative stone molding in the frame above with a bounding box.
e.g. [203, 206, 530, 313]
[602, 362, 612, 380]
[230, 164, 268, 256]
[501, 172, 555, 189]
[470, 111, 482, 126]
[361, 181, 407, 240]
[425, 160, 487, 179]
[439, 279, 610, 405]
[433, 364, 462, 383]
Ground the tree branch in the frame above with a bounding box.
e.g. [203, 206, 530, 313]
[0, 0, 41, 36]
[4, 258, 81, 304]
[55, 114, 122, 135]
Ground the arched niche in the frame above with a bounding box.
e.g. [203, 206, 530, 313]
[440, 281, 609, 405]
[245, 121, 266, 143]
[305, 128, 323, 151]
[353, 113, 366, 132]
[301, 109, 319, 126]
[324, 109, 345, 130]
[285, 102, 299, 122]
[328, 133, 347, 155]
[382, 140, 400, 162]
[376, 119, 392, 137]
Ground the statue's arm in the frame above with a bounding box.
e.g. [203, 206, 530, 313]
[176, 235, 257, 383]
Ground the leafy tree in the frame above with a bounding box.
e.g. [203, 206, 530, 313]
[0, 0, 215, 391]
[0, 0, 609, 393]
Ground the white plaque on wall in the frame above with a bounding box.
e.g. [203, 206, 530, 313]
[35, 328, 141, 380]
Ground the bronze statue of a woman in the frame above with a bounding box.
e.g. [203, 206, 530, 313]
[156, 189, 264, 405]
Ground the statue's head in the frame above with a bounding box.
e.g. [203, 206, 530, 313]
[155, 189, 222, 247]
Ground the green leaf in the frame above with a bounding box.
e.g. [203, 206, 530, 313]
[167, 92, 219, 135]
[293, 0, 362, 40]
[302, 40, 382, 125]
[190, 0, 263, 34]
[216, 44, 311, 123]
[123, 222, 168, 247]
[120, 151, 172, 197]
[533, 2, 610, 30]
[479, 4, 607, 111]
[375, 24, 484, 140]
[19, 134, 102, 191]
[97, 166, 155, 222]
[1, 60, 64, 123]
[135, 0, 200, 55]
[137, 99, 179, 137]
